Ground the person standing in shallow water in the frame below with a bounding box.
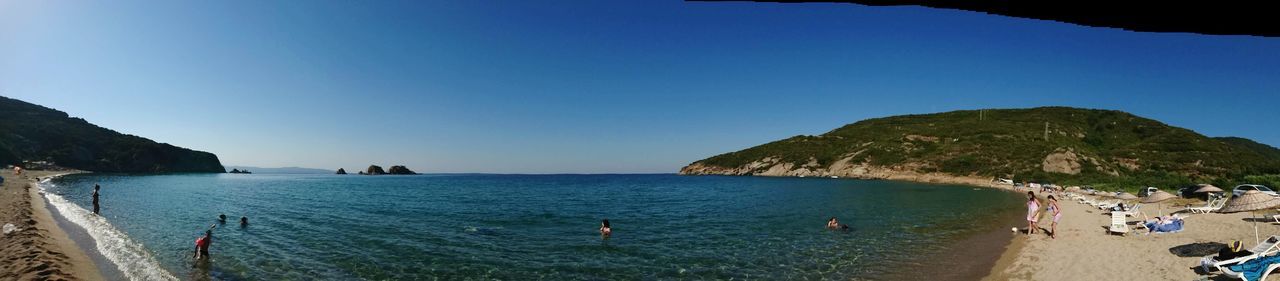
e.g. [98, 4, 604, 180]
[92, 184, 100, 215]
[193, 228, 213, 260]
[599, 219, 611, 238]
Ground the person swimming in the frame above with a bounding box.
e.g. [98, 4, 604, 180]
[599, 219, 611, 238]
[239, 216, 248, 227]
[218, 214, 227, 224]
[826, 217, 851, 231]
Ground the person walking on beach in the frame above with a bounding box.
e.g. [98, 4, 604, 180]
[1047, 195, 1061, 239]
[92, 184, 101, 215]
[193, 228, 213, 260]
[599, 219, 612, 238]
[1026, 191, 1040, 235]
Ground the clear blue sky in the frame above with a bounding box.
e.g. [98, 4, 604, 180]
[2, 1, 1278, 173]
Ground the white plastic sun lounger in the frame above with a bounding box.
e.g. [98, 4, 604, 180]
[1186, 198, 1227, 214]
[1209, 236, 1280, 280]
[1108, 212, 1129, 236]
[1107, 204, 1143, 217]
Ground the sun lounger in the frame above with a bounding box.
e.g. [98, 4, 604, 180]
[1186, 198, 1227, 214]
[1108, 212, 1129, 236]
[1096, 200, 1118, 210]
[1203, 235, 1280, 275]
[1108, 204, 1143, 217]
[1225, 255, 1280, 281]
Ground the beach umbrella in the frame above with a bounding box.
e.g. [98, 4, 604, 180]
[1142, 190, 1177, 216]
[1194, 184, 1224, 193]
[1218, 190, 1280, 244]
[1116, 193, 1139, 200]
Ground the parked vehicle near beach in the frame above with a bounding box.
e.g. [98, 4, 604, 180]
[1232, 184, 1278, 197]
[1138, 186, 1160, 197]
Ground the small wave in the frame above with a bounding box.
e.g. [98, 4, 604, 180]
[39, 179, 178, 281]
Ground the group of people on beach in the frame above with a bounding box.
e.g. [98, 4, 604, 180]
[1025, 191, 1062, 239]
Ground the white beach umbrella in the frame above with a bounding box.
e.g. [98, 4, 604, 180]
[1218, 190, 1280, 244]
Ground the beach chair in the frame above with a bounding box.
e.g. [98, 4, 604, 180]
[1211, 236, 1280, 280]
[1095, 200, 1115, 209]
[1107, 212, 1129, 236]
[1098, 200, 1127, 211]
[1203, 236, 1280, 273]
[1108, 204, 1143, 217]
[1187, 198, 1227, 214]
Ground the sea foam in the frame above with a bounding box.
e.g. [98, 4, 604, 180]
[38, 179, 178, 281]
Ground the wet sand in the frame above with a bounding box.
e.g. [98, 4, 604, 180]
[0, 170, 102, 280]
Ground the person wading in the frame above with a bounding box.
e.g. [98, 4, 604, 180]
[193, 225, 215, 260]
[92, 184, 101, 215]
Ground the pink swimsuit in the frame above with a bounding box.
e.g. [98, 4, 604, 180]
[1049, 204, 1061, 223]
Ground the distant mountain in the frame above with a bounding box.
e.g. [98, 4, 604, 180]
[681, 107, 1280, 188]
[224, 166, 332, 174]
[0, 96, 224, 173]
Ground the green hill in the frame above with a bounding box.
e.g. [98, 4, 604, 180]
[680, 107, 1280, 190]
[0, 96, 225, 173]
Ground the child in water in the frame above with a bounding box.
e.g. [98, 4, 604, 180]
[599, 219, 611, 238]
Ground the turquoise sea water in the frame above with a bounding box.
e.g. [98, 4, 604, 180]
[40, 174, 1022, 280]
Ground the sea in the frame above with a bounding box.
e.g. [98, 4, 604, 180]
[38, 173, 1024, 280]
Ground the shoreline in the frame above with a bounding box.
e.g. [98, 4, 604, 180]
[0, 170, 103, 280]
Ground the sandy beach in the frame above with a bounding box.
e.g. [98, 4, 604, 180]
[983, 189, 1280, 281]
[0, 170, 102, 281]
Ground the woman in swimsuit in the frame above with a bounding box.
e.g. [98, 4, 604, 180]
[1026, 191, 1040, 235]
[1047, 195, 1061, 239]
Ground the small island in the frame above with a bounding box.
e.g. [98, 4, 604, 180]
[357, 165, 417, 175]
[228, 168, 252, 174]
[336, 168, 347, 174]
[388, 165, 416, 175]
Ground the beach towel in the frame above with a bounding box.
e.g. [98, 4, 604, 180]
[1227, 254, 1280, 281]
[1145, 219, 1184, 233]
